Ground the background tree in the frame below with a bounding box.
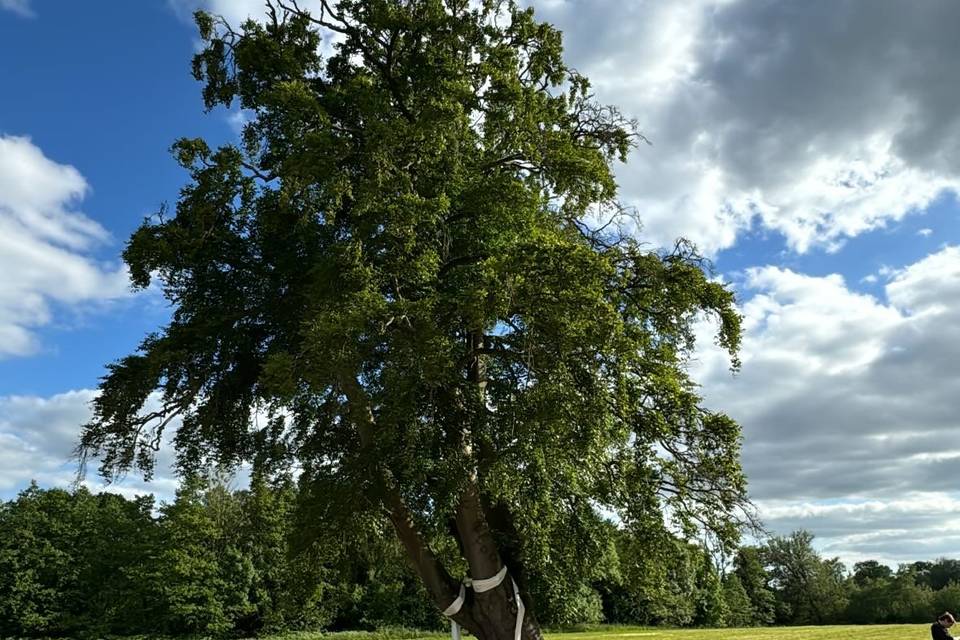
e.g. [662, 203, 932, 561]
[733, 546, 776, 625]
[926, 558, 960, 591]
[236, 472, 340, 632]
[851, 560, 892, 588]
[931, 583, 960, 619]
[78, 2, 748, 638]
[845, 585, 886, 624]
[148, 476, 256, 635]
[907, 560, 934, 589]
[722, 574, 754, 628]
[883, 569, 933, 623]
[0, 485, 83, 636]
[764, 531, 847, 625]
[0, 485, 156, 637]
[7, 484, 960, 633]
[693, 548, 728, 628]
[599, 528, 707, 626]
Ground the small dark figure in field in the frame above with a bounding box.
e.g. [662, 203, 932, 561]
[933, 612, 956, 640]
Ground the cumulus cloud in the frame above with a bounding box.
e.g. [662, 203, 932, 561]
[0, 390, 95, 491]
[0, 389, 183, 502]
[167, 0, 960, 255]
[0, 0, 33, 18]
[758, 494, 960, 566]
[0, 389, 262, 504]
[528, 0, 960, 254]
[693, 246, 960, 563]
[0, 135, 130, 358]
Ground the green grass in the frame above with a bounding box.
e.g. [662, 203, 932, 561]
[259, 625, 932, 640]
[548, 624, 929, 640]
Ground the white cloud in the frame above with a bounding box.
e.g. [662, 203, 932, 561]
[0, 389, 182, 502]
[918, 228, 934, 237]
[0, 135, 130, 358]
[167, 0, 284, 27]
[0, 390, 95, 491]
[226, 107, 254, 134]
[757, 493, 960, 566]
[0, 389, 261, 505]
[528, 0, 960, 254]
[693, 245, 960, 563]
[0, 0, 33, 18]
[172, 0, 960, 256]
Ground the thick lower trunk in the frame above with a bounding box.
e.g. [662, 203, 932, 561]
[452, 332, 545, 640]
[453, 484, 545, 640]
[339, 374, 544, 640]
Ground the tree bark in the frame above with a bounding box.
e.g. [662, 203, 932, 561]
[453, 483, 544, 640]
[338, 375, 477, 629]
[449, 332, 545, 640]
[339, 371, 544, 640]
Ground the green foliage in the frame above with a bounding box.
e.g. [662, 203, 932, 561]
[598, 528, 707, 626]
[2, 483, 959, 636]
[148, 477, 256, 635]
[851, 560, 893, 587]
[0, 483, 157, 637]
[845, 580, 890, 625]
[0, 480, 341, 637]
[722, 574, 754, 628]
[883, 571, 934, 623]
[733, 546, 776, 625]
[78, 2, 749, 626]
[0, 484, 81, 636]
[931, 582, 960, 619]
[693, 551, 728, 628]
[920, 558, 960, 591]
[328, 527, 444, 631]
[763, 531, 848, 625]
[239, 474, 337, 632]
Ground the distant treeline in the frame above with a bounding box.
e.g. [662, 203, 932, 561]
[0, 478, 956, 637]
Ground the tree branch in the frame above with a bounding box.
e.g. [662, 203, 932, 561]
[337, 375, 468, 621]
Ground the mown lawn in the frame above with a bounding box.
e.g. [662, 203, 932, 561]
[260, 624, 932, 640]
[553, 624, 929, 640]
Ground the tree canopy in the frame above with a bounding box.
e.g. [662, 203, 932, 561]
[79, 2, 748, 638]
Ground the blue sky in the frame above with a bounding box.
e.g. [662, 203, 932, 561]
[4, 0, 960, 567]
[0, 1, 234, 395]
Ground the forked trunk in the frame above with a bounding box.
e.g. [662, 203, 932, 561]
[340, 373, 545, 640]
[448, 484, 545, 640]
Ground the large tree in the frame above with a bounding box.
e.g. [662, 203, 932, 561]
[764, 531, 848, 625]
[78, 2, 749, 638]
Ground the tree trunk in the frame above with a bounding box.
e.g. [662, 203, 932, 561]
[452, 483, 545, 640]
[339, 373, 544, 640]
[449, 331, 545, 640]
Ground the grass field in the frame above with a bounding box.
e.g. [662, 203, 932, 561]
[553, 625, 929, 640]
[258, 625, 932, 640]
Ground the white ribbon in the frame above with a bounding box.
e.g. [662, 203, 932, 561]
[442, 583, 466, 640]
[441, 566, 525, 640]
[470, 565, 507, 592]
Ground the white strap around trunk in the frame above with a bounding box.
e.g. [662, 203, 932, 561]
[441, 567, 525, 640]
[442, 583, 466, 617]
[471, 565, 507, 592]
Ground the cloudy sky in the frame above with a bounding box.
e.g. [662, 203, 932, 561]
[3, 0, 960, 569]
